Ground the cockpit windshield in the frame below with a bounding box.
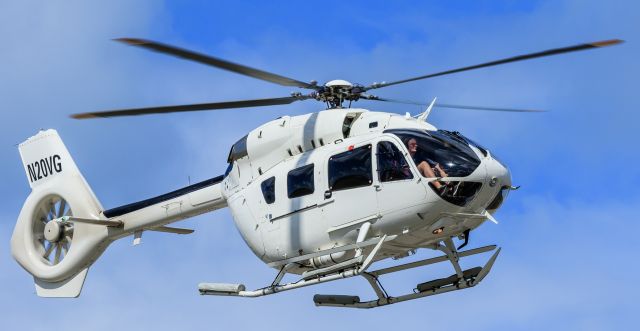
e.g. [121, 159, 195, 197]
[385, 129, 484, 206]
[439, 130, 488, 157]
[386, 129, 480, 178]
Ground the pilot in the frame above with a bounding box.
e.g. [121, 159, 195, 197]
[405, 138, 448, 190]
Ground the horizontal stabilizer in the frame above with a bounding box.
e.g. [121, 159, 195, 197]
[149, 226, 194, 234]
[60, 216, 123, 227]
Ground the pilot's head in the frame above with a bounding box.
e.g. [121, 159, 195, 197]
[406, 138, 418, 154]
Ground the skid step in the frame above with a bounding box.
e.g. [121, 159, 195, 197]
[417, 266, 482, 292]
[313, 294, 361, 306]
[198, 283, 245, 295]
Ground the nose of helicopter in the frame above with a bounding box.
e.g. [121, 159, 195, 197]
[481, 155, 512, 211]
[486, 155, 511, 189]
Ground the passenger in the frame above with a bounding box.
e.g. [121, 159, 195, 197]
[405, 138, 448, 190]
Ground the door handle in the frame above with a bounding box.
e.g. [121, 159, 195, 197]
[324, 190, 332, 199]
[374, 185, 382, 191]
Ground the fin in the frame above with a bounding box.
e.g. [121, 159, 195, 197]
[417, 97, 437, 121]
[34, 268, 89, 298]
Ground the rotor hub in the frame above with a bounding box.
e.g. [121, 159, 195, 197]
[310, 79, 366, 108]
[324, 79, 353, 88]
[44, 221, 63, 243]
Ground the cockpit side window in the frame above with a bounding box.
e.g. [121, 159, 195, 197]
[377, 141, 413, 182]
[328, 144, 372, 191]
[386, 129, 483, 206]
[287, 164, 315, 198]
[386, 129, 480, 178]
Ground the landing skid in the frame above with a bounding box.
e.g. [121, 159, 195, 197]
[199, 236, 500, 309]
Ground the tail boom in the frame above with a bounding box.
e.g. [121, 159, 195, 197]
[11, 129, 227, 297]
[103, 175, 227, 240]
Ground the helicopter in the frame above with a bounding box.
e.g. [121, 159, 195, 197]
[10, 38, 621, 308]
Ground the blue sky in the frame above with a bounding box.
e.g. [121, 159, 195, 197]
[1, 1, 637, 330]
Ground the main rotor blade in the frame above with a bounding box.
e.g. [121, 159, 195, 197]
[115, 38, 319, 90]
[365, 39, 623, 90]
[71, 96, 309, 119]
[360, 95, 424, 105]
[362, 95, 544, 112]
[435, 103, 544, 113]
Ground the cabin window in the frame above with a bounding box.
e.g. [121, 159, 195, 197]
[328, 144, 372, 191]
[377, 141, 413, 182]
[287, 164, 315, 198]
[261, 177, 276, 204]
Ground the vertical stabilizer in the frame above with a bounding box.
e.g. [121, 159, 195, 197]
[11, 129, 107, 297]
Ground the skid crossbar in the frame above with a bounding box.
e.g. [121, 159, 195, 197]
[370, 245, 496, 277]
[315, 246, 501, 308]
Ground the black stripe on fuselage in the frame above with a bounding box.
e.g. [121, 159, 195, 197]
[103, 175, 224, 218]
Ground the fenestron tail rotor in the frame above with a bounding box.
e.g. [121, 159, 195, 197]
[33, 195, 73, 266]
[70, 38, 622, 119]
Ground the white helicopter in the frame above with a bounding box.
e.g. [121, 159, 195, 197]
[11, 38, 621, 308]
